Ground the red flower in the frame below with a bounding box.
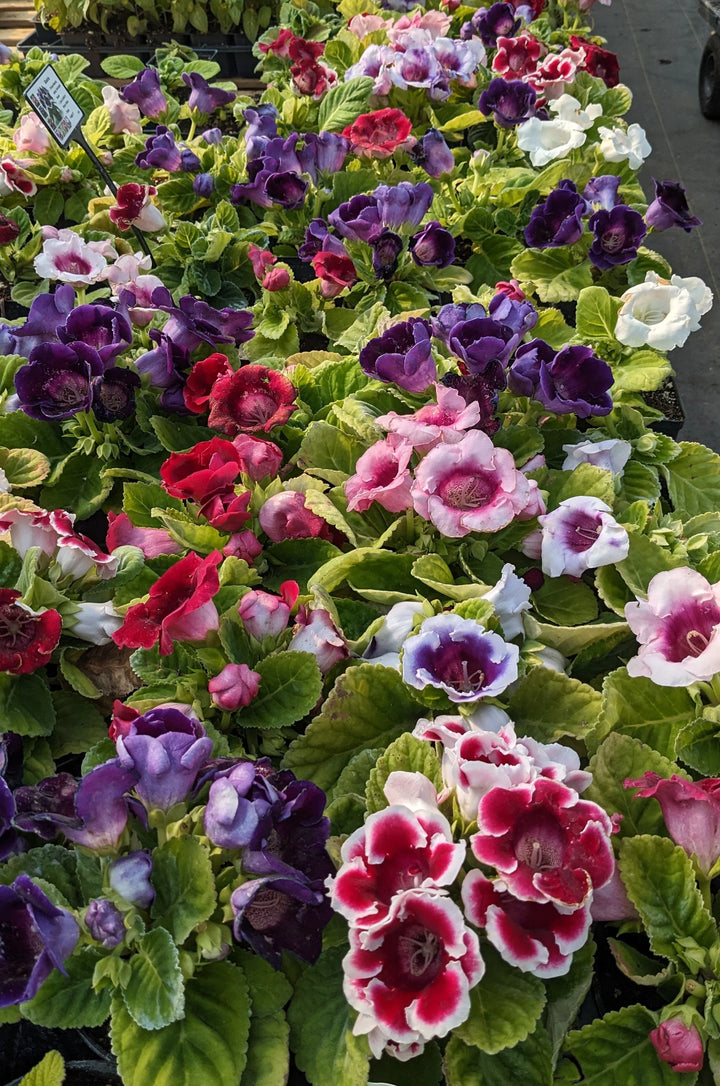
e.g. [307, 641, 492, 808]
[160, 437, 245, 502]
[649, 1018, 705, 1074]
[207, 365, 297, 436]
[288, 37, 325, 63]
[342, 109, 414, 159]
[258, 28, 296, 57]
[0, 214, 20, 246]
[0, 589, 62, 674]
[570, 36, 620, 88]
[112, 551, 222, 656]
[183, 353, 234, 414]
[311, 251, 357, 298]
[108, 183, 164, 232]
[199, 489, 252, 531]
[291, 59, 337, 99]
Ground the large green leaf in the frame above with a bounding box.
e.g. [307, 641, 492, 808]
[21, 950, 110, 1029]
[591, 668, 697, 758]
[0, 672, 56, 738]
[122, 927, 185, 1030]
[111, 961, 250, 1086]
[531, 577, 599, 626]
[282, 664, 423, 790]
[454, 946, 546, 1054]
[661, 442, 720, 518]
[151, 836, 217, 945]
[564, 1004, 697, 1085]
[506, 669, 602, 745]
[510, 249, 593, 303]
[615, 532, 685, 597]
[237, 952, 293, 1086]
[317, 76, 374, 131]
[365, 733, 442, 814]
[18, 1050, 66, 1086]
[39, 455, 114, 519]
[445, 1025, 553, 1085]
[575, 286, 621, 343]
[296, 421, 367, 479]
[263, 539, 343, 593]
[611, 349, 671, 393]
[523, 615, 629, 657]
[675, 709, 720, 776]
[237, 651, 323, 730]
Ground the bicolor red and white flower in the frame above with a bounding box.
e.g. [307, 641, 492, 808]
[0, 156, 37, 196]
[108, 183, 166, 233]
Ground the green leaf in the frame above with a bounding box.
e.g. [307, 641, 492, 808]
[237, 952, 292, 1086]
[565, 1004, 692, 1085]
[123, 482, 184, 528]
[661, 442, 720, 517]
[611, 349, 672, 393]
[39, 455, 113, 520]
[614, 532, 685, 596]
[156, 512, 226, 555]
[675, 710, 720, 776]
[122, 927, 185, 1030]
[283, 663, 423, 790]
[544, 938, 595, 1064]
[446, 1026, 553, 1086]
[112, 961, 250, 1086]
[551, 463, 615, 507]
[592, 668, 697, 758]
[411, 554, 488, 602]
[101, 54, 145, 77]
[18, 1050, 65, 1086]
[575, 286, 621, 342]
[0, 413, 65, 459]
[237, 651, 323, 730]
[288, 946, 369, 1086]
[531, 576, 599, 625]
[454, 945, 546, 1054]
[150, 837, 216, 945]
[33, 186, 64, 227]
[506, 669, 602, 745]
[333, 301, 389, 353]
[585, 732, 689, 839]
[317, 76, 374, 131]
[49, 691, 107, 758]
[21, 950, 110, 1029]
[523, 615, 629, 657]
[297, 421, 368, 479]
[0, 446, 51, 489]
[264, 539, 343, 593]
[0, 672, 56, 738]
[0, 845, 81, 905]
[149, 416, 215, 453]
[365, 733, 442, 814]
[510, 249, 593, 303]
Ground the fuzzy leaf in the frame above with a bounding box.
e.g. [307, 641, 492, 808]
[39, 454, 113, 520]
[661, 442, 720, 518]
[237, 952, 293, 1086]
[575, 286, 621, 342]
[531, 577, 599, 625]
[0, 672, 56, 738]
[614, 532, 685, 596]
[18, 1050, 66, 1086]
[122, 928, 185, 1030]
[543, 938, 595, 1064]
[506, 669, 602, 744]
[21, 950, 110, 1029]
[510, 249, 593, 303]
[237, 651, 323, 730]
[675, 710, 720, 776]
[317, 76, 374, 131]
[0, 446, 51, 489]
[454, 946, 546, 1054]
[446, 1025, 553, 1085]
[591, 668, 696, 758]
[150, 836, 217, 945]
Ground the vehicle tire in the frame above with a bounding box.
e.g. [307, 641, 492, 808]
[699, 33, 720, 120]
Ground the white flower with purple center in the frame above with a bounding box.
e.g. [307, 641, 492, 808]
[561, 438, 632, 478]
[401, 613, 519, 703]
[625, 568, 720, 686]
[538, 496, 630, 578]
[33, 228, 110, 286]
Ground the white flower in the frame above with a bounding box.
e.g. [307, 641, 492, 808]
[561, 438, 632, 478]
[598, 123, 651, 170]
[538, 495, 630, 578]
[363, 600, 428, 669]
[615, 271, 713, 351]
[483, 563, 531, 640]
[67, 601, 124, 645]
[550, 94, 602, 130]
[516, 116, 587, 167]
[0, 468, 10, 494]
[34, 229, 109, 286]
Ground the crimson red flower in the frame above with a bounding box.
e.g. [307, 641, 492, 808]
[108, 183, 164, 232]
[112, 551, 222, 656]
[258, 28, 296, 57]
[291, 59, 337, 99]
[311, 251, 357, 299]
[160, 437, 245, 501]
[183, 353, 234, 414]
[207, 365, 297, 436]
[570, 36, 620, 88]
[342, 109, 414, 160]
[0, 589, 62, 675]
[0, 215, 20, 246]
[199, 489, 252, 531]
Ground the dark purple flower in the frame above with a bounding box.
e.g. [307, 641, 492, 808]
[0, 875, 79, 1007]
[136, 126, 200, 172]
[441, 371, 501, 437]
[231, 161, 308, 210]
[646, 178, 702, 233]
[298, 218, 332, 263]
[261, 135, 303, 175]
[153, 289, 254, 353]
[588, 205, 647, 270]
[11, 285, 75, 357]
[448, 317, 518, 381]
[230, 873, 332, 966]
[193, 173, 215, 198]
[121, 68, 167, 119]
[372, 229, 404, 279]
[15, 342, 104, 420]
[374, 182, 434, 230]
[583, 175, 621, 212]
[57, 304, 132, 366]
[431, 302, 487, 345]
[479, 77, 537, 127]
[465, 2, 520, 47]
[537, 344, 613, 417]
[243, 104, 279, 160]
[182, 71, 236, 115]
[507, 337, 555, 397]
[328, 194, 382, 243]
[134, 329, 189, 400]
[359, 318, 437, 393]
[525, 183, 588, 248]
[411, 221, 455, 267]
[0, 776, 17, 861]
[108, 851, 155, 908]
[115, 707, 213, 812]
[85, 899, 125, 948]
[411, 129, 455, 178]
[91, 367, 141, 423]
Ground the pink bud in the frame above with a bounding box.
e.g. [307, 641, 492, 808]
[263, 266, 291, 291]
[208, 663, 261, 710]
[649, 1018, 704, 1073]
[289, 607, 348, 673]
[223, 529, 263, 563]
[238, 588, 292, 639]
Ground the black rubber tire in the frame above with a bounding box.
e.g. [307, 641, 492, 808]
[699, 33, 720, 120]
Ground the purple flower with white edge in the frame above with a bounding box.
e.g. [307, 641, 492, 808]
[646, 179, 702, 233]
[108, 851, 155, 908]
[344, 44, 395, 96]
[484, 563, 532, 640]
[328, 194, 382, 243]
[15, 342, 104, 421]
[411, 221, 455, 268]
[588, 205, 647, 270]
[121, 68, 167, 119]
[115, 706, 213, 812]
[624, 568, 720, 686]
[535, 344, 614, 418]
[582, 174, 621, 212]
[434, 36, 486, 86]
[479, 77, 537, 127]
[230, 873, 332, 966]
[411, 129, 455, 177]
[401, 613, 519, 703]
[561, 438, 632, 478]
[375, 182, 434, 230]
[389, 45, 445, 95]
[359, 317, 437, 393]
[91, 367, 141, 423]
[57, 304, 132, 366]
[182, 71, 236, 114]
[85, 899, 125, 948]
[524, 182, 588, 248]
[34, 231, 109, 287]
[0, 875, 79, 1006]
[372, 230, 404, 279]
[538, 496, 630, 578]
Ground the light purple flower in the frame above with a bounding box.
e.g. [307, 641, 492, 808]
[108, 851, 155, 908]
[582, 175, 621, 212]
[204, 761, 268, 849]
[116, 707, 213, 811]
[85, 899, 125, 948]
[329, 195, 382, 243]
[121, 68, 167, 119]
[411, 129, 455, 177]
[538, 496, 630, 578]
[374, 182, 434, 230]
[401, 613, 519, 703]
[561, 438, 632, 478]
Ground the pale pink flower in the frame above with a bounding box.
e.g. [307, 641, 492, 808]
[529, 48, 586, 99]
[13, 113, 51, 155]
[106, 511, 182, 558]
[345, 435, 414, 513]
[238, 581, 298, 639]
[388, 10, 452, 40]
[538, 496, 630, 578]
[288, 606, 348, 672]
[348, 13, 392, 36]
[208, 663, 261, 710]
[34, 229, 109, 286]
[376, 383, 482, 454]
[101, 85, 143, 135]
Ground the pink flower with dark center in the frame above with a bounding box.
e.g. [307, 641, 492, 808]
[625, 568, 720, 686]
[471, 777, 614, 908]
[411, 430, 545, 537]
[34, 229, 108, 286]
[345, 436, 414, 514]
[462, 870, 591, 977]
[538, 496, 629, 578]
[376, 384, 482, 454]
[208, 365, 297, 435]
[343, 888, 484, 1058]
[624, 772, 720, 875]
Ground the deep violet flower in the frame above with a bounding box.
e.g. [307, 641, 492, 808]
[298, 218, 332, 262]
[411, 129, 455, 177]
[466, 3, 520, 48]
[243, 104, 279, 159]
[372, 230, 404, 279]
[524, 182, 588, 248]
[231, 873, 331, 966]
[0, 875, 79, 1006]
[411, 221, 455, 267]
[10, 284, 75, 357]
[646, 178, 703, 232]
[431, 302, 488, 345]
[152, 288, 254, 353]
[448, 318, 518, 384]
[91, 367, 141, 422]
[121, 68, 167, 119]
[479, 77, 537, 127]
[328, 195, 382, 243]
[15, 343, 104, 421]
[401, 613, 519, 703]
[297, 132, 350, 180]
[535, 344, 613, 417]
[116, 706, 213, 812]
[135, 126, 200, 172]
[359, 318, 437, 392]
[588, 205, 647, 269]
[182, 71, 236, 114]
[57, 304, 132, 366]
[230, 160, 308, 210]
[193, 173, 215, 198]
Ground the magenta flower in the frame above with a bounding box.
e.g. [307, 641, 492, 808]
[625, 772, 720, 875]
[258, 490, 331, 542]
[345, 436, 414, 514]
[410, 429, 545, 537]
[625, 568, 720, 686]
[208, 663, 261, 711]
[649, 1017, 705, 1073]
[538, 496, 630, 578]
[401, 613, 519, 703]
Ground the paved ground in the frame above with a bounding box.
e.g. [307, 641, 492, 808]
[592, 0, 720, 450]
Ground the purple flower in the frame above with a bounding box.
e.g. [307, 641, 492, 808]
[91, 367, 141, 423]
[298, 132, 349, 180]
[401, 613, 519, 703]
[328, 194, 382, 243]
[182, 71, 236, 115]
[204, 761, 271, 850]
[507, 337, 555, 397]
[411, 221, 455, 268]
[231, 161, 308, 210]
[488, 292, 538, 336]
[465, 3, 520, 47]
[136, 126, 200, 172]
[121, 68, 167, 119]
[230, 873, 332, 966]
[85, 899, 125, 948]
[15, 342, 104, 420]
[431, 302, 487, 345]
[193, 173, 215, 198]
[588, 205, 647, 269]
[411, 129, 455, 178]
[583, 175, 621, 212]
[134, 329, 189, 401]
[359, 318, 437, 393]
[243, 104, 279, 160]
[0, 875, 79, 1006]
[0, 775, 17, 861]
[646, 178, 702, 233]
[153, 288, 254, 353]
[374, 182, 434, 230]
[525, 183, 588, 248]
[261, 135, 303, 175]
[116, 707, 213, 812]
[539, 496, 630, 577]
[537, 344, 613, 418]
[57, 304, 132, 366]
[441, 372, 501, 437]
[372, 230, 404, 279]
[11, 285, 75, 357]
[448, 317, 518, 381]
[108, 851, 155, 908]
[479, 77, 537, 128]
[201, 127, 223, 145]
[298, 218, 332, 263]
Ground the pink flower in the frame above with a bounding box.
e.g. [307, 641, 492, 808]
[106, 511, 182, 559]
[208, 663, 261, 710]
[289, 606, 348, 672]
[258, 491, 330, 542]
[263, 266, 291, 291]
[462, 870, 591, 978]
[492, 33, 543, 79]
[376, 384, 482, 454]
[0, 508, 119, 581]
[34, 229, 109, 286]
[347, 13, 392, 36]
[495, 278, 526, 302]
[101, 85, 142, 135]
[649, 1017, 705, 1073]
[247, 243, 276, 280]
[471, 778, 615, 909]
[238, 581, 298, 639]
[345, 436, 414, 514]
[625, 568, 720, 686]
[529, 48, 586, 99]
[343, 889, 484, 1057]
[223, 529, 263, 563]
[342, 109, 414, 160]
[199, 489, 252, 531]
[0, 157, 37, 196]
[13, 113, 51, 155]
[411, 430, 544, 538]
[109, 184, 165, 233]
[538, 496, 630, 578]
[624, 772, 720, 875]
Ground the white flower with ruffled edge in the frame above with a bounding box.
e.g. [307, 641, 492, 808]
[516, 116, 588, 167]
[615, 270, 713, 351]
[598, 122, 651, 170]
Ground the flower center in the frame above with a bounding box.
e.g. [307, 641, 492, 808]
[442, 657, 486, 694]
[601, 229, 625, 254]
[244, 887, 289, 932]
[387, 920, 443, 989]
[56, 254, 92, 276]
[0, 602, 38, 650]
[514, 809, 566, 870]
[237, 391, 278, 428]
[686, 629, 710, 657]
[438, 470, 496, 509]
